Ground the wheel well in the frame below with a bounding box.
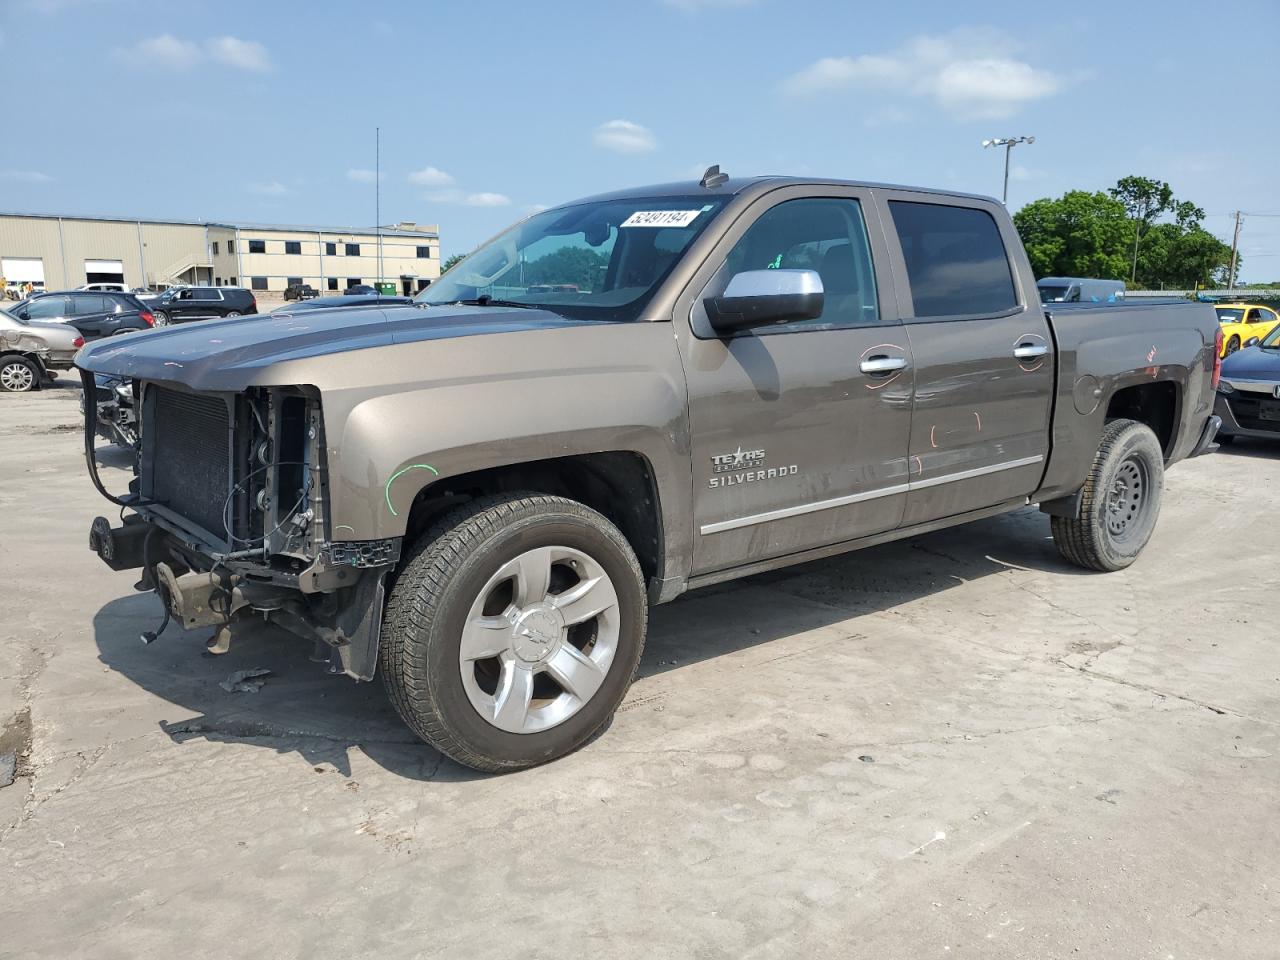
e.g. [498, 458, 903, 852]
[1105, 381, 1179, 456]
[402, 452, 664, 582]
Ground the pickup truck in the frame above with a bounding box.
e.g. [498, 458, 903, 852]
[76, 171, 1223, 771]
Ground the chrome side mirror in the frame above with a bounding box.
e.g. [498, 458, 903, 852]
[705, 269, 824, 334]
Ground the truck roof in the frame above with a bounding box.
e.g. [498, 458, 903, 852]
[570, 175, 999, 207]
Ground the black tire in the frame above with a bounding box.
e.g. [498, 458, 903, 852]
[1225, 335, 1241, 356]
[226, 310, 242, 318]
[153, 310, 169, 327]
[0, 355, 40, 393]
[380, 493, 647, 772]
[1051, 418, 1164, 572]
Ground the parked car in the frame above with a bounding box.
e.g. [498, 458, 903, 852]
[276, 294, 414, 312]
[78, 282, 130, 293]
[151, 286, 257, 326]
[284, 283, 319, 301]
[1214, 323, 1280, 444]
[1214, 302, 1279, 357]
[10, 291, 155, 341]
[0, 305, 84, 392]
[1037, 277, 1126, 303]
[344, 284, 378, 295]
[78, 172, 1221, 772]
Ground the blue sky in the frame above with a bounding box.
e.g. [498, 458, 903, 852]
[2, 0, 1278, 279]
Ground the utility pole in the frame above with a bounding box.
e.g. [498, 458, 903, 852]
[376, 126, 384, 292]
[982, 136, 1035, 204]
[1228, 210, 1242, 292]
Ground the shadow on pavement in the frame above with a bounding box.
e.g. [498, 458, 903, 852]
[92, 505, 1081, 780]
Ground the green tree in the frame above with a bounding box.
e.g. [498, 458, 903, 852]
[1109, 176, 1175, 283]
[525, 246, 609, 292]
[1012, 191, 1130, 280]
[441, 253, 465, 273]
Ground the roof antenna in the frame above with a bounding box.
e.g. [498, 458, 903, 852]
[700, 164, 729, 188]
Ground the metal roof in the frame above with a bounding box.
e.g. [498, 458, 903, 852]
[0, 211, 438, 239]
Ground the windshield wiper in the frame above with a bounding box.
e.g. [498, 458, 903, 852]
[451, 296, 542, 310]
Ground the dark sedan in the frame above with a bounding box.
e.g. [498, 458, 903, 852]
[10, 291, 155, 341]
[1215, 324, 1280, 444]
[274, 294, 414, 312]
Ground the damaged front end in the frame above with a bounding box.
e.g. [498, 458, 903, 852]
[81, 371, 398, 680]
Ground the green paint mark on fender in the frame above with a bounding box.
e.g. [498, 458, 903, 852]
[385, 463, 440, 517]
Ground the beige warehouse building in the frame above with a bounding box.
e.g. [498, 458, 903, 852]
[0, 212, 441, 297]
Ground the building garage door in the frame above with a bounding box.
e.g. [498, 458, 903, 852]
[2, 257, 45, 285]
[85, 258, 125, 286]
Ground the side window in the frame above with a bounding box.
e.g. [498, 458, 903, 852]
[888, 201, 1017, 318]
[704, 197, 880, 332]
[27, 297, 67, 319]
[71, 295, 108, 315]
[194, 288, 221, 301]
[1246, 308, 1263, 323]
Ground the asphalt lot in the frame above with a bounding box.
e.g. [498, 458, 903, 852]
[1, 379, 1277, 959]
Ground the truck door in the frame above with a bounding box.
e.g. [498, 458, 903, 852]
[673, 187, 914, 575]
[877, 192, 1053, 526]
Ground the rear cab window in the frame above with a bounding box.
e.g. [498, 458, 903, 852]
[887, 200, 1018, 319]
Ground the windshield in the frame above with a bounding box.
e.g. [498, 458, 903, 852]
[1038, 285, 1072, 302]
[416, 196, 730, 321]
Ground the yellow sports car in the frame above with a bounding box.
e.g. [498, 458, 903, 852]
[1216, 303, 1280, 356]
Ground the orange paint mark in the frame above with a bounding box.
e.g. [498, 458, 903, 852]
[912, 455, 923, 477]
[973, 411, 982, 432]
[929, 425, 938, 449]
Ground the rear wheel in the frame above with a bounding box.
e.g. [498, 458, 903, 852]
[380, 493, 647, 772]
[1225, 335, 1241, 356]
[1051, 418, 1164, 572]
[0, 356, 39, 393]
[226, 310, 242, 318]
[153, 310, 169, 326]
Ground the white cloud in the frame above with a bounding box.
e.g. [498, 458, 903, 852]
[0, 169, 53, 183]
[347, 169, 383, 183]
[423, 189, 511, 207]
[249, 181, 289, 195]
[465, 192, 510, 207]
[407, 166, 455, 187]
[207, 36, 273, 73]
[783, 29, 1062, 120]
[113, 34, 272, 73]
[593, 119, 657, 154]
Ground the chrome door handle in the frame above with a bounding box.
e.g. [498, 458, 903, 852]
[860, 356, 907, 375]
[1013, 343, 1049, 359]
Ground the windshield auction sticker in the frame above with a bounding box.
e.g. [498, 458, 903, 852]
[621, 210, 702, 228]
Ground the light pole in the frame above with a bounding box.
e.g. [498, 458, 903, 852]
[982, 136, 1035, 204]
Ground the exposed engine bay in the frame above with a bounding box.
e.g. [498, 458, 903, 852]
[81, 371, 399, 679]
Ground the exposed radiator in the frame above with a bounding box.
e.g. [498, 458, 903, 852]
[146, 386, 232, 539]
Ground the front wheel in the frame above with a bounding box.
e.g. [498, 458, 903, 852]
[380, 493, 647, 772]
[1051, 418, 1165, 572]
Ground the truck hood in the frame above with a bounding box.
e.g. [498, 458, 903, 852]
[1221, 345, 1280, 382]
[75, 303, 599, 389]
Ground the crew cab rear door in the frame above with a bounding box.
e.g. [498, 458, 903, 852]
[877, 191, 1053, 524]
[673, 185, 913, 575]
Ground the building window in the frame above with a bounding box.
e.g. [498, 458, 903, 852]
[287, 276, 303, 287]
[325, 242, 337, 256]
[345, 243, 360, 256]
[215, 276, 222, 286]
[228, 240, 235, 254]
[327, 278, 338, 291]
[251, 277, 268, 290]
[416, 245, 431, 258]
[285, 241, 302, 255]
[229, 276, 237, 286]
[346, 278, 362, 288]
[248, 240, 266, 254]
[211, 241, 219, 255]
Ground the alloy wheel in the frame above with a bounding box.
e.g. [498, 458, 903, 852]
[458, 545, 620, 734]
[0, 361, 35, 392]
